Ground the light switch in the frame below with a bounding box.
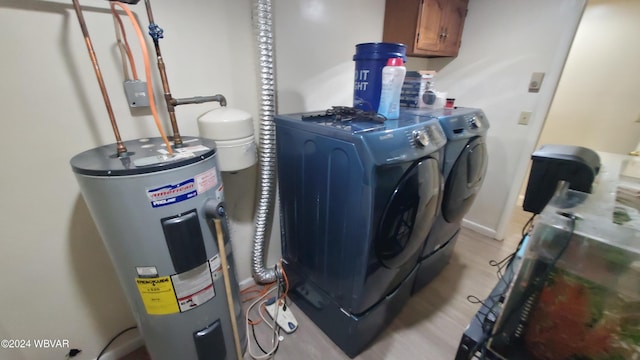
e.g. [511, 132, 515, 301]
[529, 72, 545, 93]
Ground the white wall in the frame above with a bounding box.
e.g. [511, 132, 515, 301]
[428, 0, 586, 239]
[274, 0, 387, 113]
[0, 1, 259, 359]
[537, 0, 640, 154]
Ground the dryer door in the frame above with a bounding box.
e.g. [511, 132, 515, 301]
[442, 136, 488, 223]
[376, 157, 441, 269]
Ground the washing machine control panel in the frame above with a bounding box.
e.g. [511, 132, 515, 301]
[400, 107, 489, 140]
[467, 115, 482, 129]
[275, 110, 448, 165]
[412, 129, 430, 147]
[357, 121, 446, 164]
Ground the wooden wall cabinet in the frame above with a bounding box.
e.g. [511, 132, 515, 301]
[383, 0, 469, 57]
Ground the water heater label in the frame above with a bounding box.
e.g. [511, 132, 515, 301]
[177, 145, 210, 154]
[208, 254, 222, 281]
[135, 277, 180, 315]
[171, 263, 215, 312]
[195, 168, 218, 194]
[208, 254, 221, 273]
[147, 178, 197, 208]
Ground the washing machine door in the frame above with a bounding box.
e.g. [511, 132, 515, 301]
[442, 136, 488, 223]
[376, 157, 441, 269]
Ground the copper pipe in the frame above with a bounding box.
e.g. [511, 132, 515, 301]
[157, 56, 182, 147]
[71, 0, 127, 156]
[143, 0, 183, 147]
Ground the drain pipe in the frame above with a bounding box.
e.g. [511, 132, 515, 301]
[251, 0, 279, 284]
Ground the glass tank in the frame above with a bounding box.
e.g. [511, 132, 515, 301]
[489, 154, 640, 360]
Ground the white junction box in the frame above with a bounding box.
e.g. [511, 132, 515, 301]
[123, 80, 150, 108]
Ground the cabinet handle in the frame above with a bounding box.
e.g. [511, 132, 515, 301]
[443, 27, 448, 39]
[439, 27, 446, 39]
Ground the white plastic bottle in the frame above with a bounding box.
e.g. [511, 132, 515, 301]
[377, 57, 406, 120]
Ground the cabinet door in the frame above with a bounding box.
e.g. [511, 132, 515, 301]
[440, 0, 468, 56]
[383, 0, 424, 55]
[415, 0, 446, 53]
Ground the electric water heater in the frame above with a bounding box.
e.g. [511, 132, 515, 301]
[70, 136, 245, 360]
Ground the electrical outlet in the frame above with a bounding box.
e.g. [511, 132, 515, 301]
[518, 111, 532, 125]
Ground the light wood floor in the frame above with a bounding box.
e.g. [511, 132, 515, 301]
[121, 207, 531, 360]
[245, 208, 531, 360]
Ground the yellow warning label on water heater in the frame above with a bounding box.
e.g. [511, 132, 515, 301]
[135, 277, 179, 315]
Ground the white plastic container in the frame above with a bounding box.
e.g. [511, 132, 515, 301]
[377, 57, 406, 119]
[213, 136, 257, 172]
[197, 107, 257, 172]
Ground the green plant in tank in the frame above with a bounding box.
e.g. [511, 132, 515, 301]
[595, 239, 634, 272]
[613, 206, 631, 225]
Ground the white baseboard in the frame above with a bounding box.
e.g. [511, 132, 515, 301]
[95, 329, 144, 360]
[461, 219, 499, 240]
[239, 276, 257, 290]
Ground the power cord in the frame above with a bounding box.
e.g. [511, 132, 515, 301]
[467, 216, 535, 328]
[468, 213, 577, 359]
[245, 262, 291, 359]
[249, 319, 268, 354]
[245, 285, 279, 359]
[521, 213, 536, 237]
[96, 326, 138, 360]
[488, 213, 537, 288]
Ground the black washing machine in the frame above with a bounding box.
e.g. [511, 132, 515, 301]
[275, 109, 447, 357]
[407, 107, 490, 293]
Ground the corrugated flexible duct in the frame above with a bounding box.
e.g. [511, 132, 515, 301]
[251, 0, 278, 284]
